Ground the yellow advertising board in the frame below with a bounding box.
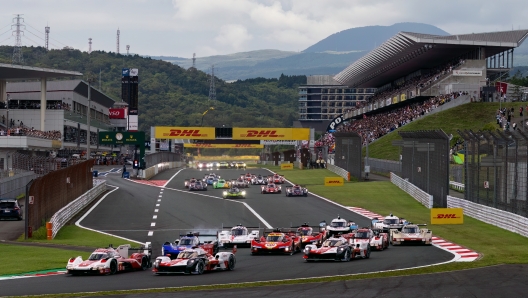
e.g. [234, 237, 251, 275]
[431, 208, 464, 224]
[392, 96, 399, 104]
[280, 163, 294, 170]
[233, 128, 310, 140]
[400, 94, 406, 101]
[324, 177, 344, 186]
[155, 127, 216, 140]
[183, 143, 263, 148]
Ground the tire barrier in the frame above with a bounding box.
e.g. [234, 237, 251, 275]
[390, 172, 433, 209]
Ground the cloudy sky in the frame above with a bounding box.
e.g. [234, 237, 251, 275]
[0, 0, 527, 58]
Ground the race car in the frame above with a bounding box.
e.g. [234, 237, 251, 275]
[351, 228, 389, 251]
[323, 216, 358, 237]
[295, 222, 327, 247]
[303, 235, 355, 262]
[250, 229, 301, 255]
[243, 173, 252, 182]
[184, 178, 198, 189]
[285, 185, 308, 197]
[371, 214, 408, 234]
[390, 223, 433, 245]
[236, 162, 247, 169]
[66, 244, 151, 275]
[153, 246, 236, 275]
[196, 162, 208, 170]
[213, 178, 231, 189]
[223, 187, 246, 199]
[218, 161, 230, 169]
[218, 224, 260, 248]
[233, 177, 250, 188]
[251, 174, 267, 185]
[189, 180, 208, 191]
[161, 233, 220, 258]
[268, 174, 286, 184]
[261, 183, 282, 194]
[204, 175, 219, 185]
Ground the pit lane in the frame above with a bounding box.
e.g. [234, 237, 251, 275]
[0, 167, 454, 296]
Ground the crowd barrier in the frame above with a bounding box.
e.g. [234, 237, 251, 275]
[447, 195, 528, 238]
[390, 172, 433, 209]
[450, 181, 465, 192]
[326, 164, 350, 181]
[48, 179, 106, 239]
[141, 161, 182, 180]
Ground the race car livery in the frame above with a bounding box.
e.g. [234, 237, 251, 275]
[196, 162, 208, 170]
[371, 214, 408, 233]
[218, 161, 230, 169]
[390, 223, 433, 245]
[184, 178, 198, 189]
[213, 179, 231, 189]
[251, 175, 267, 185]
[223, 187, 246, 199]
[268, 174, 286, 184]
[243, 173, 252, 182]
[285, 185, 308, 197]
[66, 244, 151, 275]
[303, 235, 354, 262]
[323, 216, 358, 236]
[261, 183, 282, 194]
[295, 223, 327, 247]
[236, 162, 247, 169]
[351, 228, 389, 252]
[153, 247, 236, 275]
[204, 175, 219, 185]
[189, 180, 208, 191]
[250, 229, 301, 255]
[219, 225, 260, 248]
[161, 233, 219, 258]
[233, 177, 250, 188]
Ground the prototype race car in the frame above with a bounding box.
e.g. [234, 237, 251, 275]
[390, 223, 433, 245]
[268, 174, 286, 184]
[184, 178, 198, 188]
[371, 214, 408, 234]
[243, 173, 253, 182]
[66, 244, 151, 275]
[303, 235, 354, 262]
[261, 183, 282, 194]
[295, 222, 327, 247]
[251, 174, 268, 185]
[323, 216, 358, 237]
[153, 246, 236, 275]
[223, 187, 246, 199]
[285, 185, 308, 197]
[218, 224, 260, 248]
[233, 177, 250, 188]
[196, 162, 208, 170]
[161, 233, 219, 258]
[204, 175, 219, 185]
[351, 228, 389, 252]
[189, 180, 208, 191]
[250, 229, 301, 255]
[213, 179, 231, 189]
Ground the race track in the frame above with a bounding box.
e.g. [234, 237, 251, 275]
[0, 167, 453, 296]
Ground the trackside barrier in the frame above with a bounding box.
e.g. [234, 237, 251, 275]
[390, 172, 433, 209]
[450, 181, 465, 192]
[447, 195, 528, 238]
[48, 179, 106, 239]
[326, 164, 350, 181]
[141, 161, 181, 180]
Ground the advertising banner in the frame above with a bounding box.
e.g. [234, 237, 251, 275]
[453, 70, 482, 76]
[386, 98, 391, 106]
[280, 163, 294, 170]
[183, 143, 264, 148]
[392, 96, 399, 104]
[431, 208, 464, 224]
[326, 115, 344, 132]
[233, 128, 309, 140]
[495, 82, 508, 95]
[401, 94, 406, 101]
[324, 177, 344, 186]
[109, 108, 126, 119]
[155, 127, 216, 140]
[261, 140, 297, 145]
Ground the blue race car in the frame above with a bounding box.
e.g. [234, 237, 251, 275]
[205, 175, 218, 185]
[161, 233, 219, 258]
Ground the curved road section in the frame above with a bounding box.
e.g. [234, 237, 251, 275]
[1, 167, 453, 296]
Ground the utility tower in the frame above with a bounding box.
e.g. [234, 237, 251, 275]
[45, 24, 50, 50]
[88, 38, 92, 54]
[192, 53, 196, 68]
[11, 14, 25, 64]
[208, 65, 216, 101]
[116, 28, 120, 54]
[126, 45, 130, 56]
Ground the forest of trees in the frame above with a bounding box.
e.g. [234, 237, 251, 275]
[0, 46, 306, 132]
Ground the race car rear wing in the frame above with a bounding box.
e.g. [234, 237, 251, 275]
[112, 243, 152, 260]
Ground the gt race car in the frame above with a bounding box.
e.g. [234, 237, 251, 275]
[236, 162, 247, 169]
[153, 247, 236, 275]
[390, 223, 432, 245]
[161, 233, 219, 258]
[250, 229, 301, 255]
[213, 179, 231, 189]
[303, 235, 354, 262]
[294, 222, 327, 247]
[189, 181, 208, 191]
[66, 244, 151, 275]
[223, 187, 246, 199]
[285, 185, 308, 197]
[323, 216, 358, 237]
[261, 183, 282, 194]
[251, 175, 267, 185]
[219, 225, 260, 248]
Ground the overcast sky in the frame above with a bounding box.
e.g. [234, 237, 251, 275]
[1, 0, 527, 58]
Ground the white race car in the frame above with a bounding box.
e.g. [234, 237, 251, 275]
[251, 175, 267, 185]
[219, 225, 259, 248]
[323, 215, 358, 237]
[371, 214, 408, 233]
[232, 177, 250, 188]
[390, 223, 432, 245]
[352, 228, 389, 251]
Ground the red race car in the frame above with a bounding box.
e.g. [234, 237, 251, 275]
[250, 229, 301, 255]
[261, 183, 282, 194]
[268, 174, 285, 184]
[295, 222, 328, 247]
[153, 246, 236, 275]
[244, 173, 253, 182]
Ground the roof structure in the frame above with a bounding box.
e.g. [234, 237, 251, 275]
[0, 63, 82, 80]
[334, 29, 528, 88]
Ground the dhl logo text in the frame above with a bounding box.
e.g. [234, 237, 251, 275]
[327, 180, 341, 183]
[193, 144, 214, 147]
[434, 214, 460, 219]
[233, 144, 255, 148]
[165, 129, 207, 137]
[241, 130, 285, 138]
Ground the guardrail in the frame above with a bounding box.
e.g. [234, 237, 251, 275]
[447, 195, 528, 238]
[48, 179, 106, 239]
[450, 181, 465, 192]
[326, 163, 350, 181]
[390, 172, 433, 209]
[141, 161, 181, 180]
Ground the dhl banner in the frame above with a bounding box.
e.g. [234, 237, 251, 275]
[431, 208, 464, 224]
[233, 128, 310, 140]
[280, 163, 294, 170]
[400, 94, 406, 101]
[155, 127, 216, 140]
[392, 96, 398, 104]
[324, 177, 344, 186]
[183, 143, 264, 148]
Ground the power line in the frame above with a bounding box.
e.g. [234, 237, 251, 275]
[24, 27, 46, 41]
[0, 29, 11, 37]
[0, 36, 12, 44]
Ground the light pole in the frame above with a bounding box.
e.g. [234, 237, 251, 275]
[6, 93, 9, 131]
[86, 78, 94, 159]
[201, 107, 214, 126]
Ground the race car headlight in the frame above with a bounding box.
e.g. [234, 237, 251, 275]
[223, 191, 227, 195]
[337, 247, 344, 252]
[284, 247, 290, 251]
[241, 191, 246, 195]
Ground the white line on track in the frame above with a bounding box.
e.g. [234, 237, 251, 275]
[154, 209, 159, 212]
[153, 215, 157, 219]
[163, 168, 185, 187]
[158, 195, 162, 197]
[157, 199, 161, 202]
[148, 231, 153, 236]
[156, 204, 160, 207]
[151, 222, 156, 227]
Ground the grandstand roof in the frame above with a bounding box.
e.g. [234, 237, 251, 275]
[334, 29, 528, 88]
[0, 63, 82, 80]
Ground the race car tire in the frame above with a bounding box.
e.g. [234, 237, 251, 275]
[227, 255, 236, 271]
[109, 260, 118, 275]
[342, 248, 351, 262]
[194, 260, 205, 275]
[141, 256, 149, 270]
[365, 245, 371, 259]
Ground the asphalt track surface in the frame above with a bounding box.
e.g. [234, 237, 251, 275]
[0, 167, 453, 297]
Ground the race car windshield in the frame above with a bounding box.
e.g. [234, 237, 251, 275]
[257, 175, 263, 179]
[402, 227, 419, 233]
[355, 231, 369, 239]
[322, 239, 343, 247]
[88, 253, 108, 260]
[232, 229, 247, 236]
[229, 188, 239, 193]
[383, 218, 399, 225]
[177, 251, 198, 259]
[298, 228, 312, 236]
[267, 184, 276, 188]
[293, 186, 301, 190]
[179, 238, 195, 245]
[266, 235, 283, 242]
[331, 221, 346, 227]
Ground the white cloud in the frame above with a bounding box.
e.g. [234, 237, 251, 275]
[214, 24, 253, 52]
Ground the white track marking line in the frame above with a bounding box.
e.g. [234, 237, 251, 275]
[157, 199, 161, 202]
[151, 222, 156, 227]
[241, 202, 273, 229]
[154, 209, 159, 212]
[153, 215, 157, 219]
[156, 204, 160, 207]
[148, 231, 153, 236]
[159, 195, 162, 197]
[163, 168, 185, 187]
